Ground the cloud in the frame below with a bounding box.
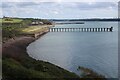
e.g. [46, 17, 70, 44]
[2, 2, 118, 10]
[2, 2, 14, 8]
[16, 2, 39, 7]
[2, 0, 120, 2]
[2, 2, 40, 8]
[53, 10, 59, 14]
[1, 2, 118, 18]
[63, 2, 118, 10]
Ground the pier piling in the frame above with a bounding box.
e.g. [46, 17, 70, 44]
[49, 27, 113, 32]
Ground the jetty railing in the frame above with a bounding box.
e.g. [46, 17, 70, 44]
[49, 27, 113, 32]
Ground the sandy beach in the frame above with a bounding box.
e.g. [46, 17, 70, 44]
[2, 31, 47, 60]
[3, 36, 34, 59]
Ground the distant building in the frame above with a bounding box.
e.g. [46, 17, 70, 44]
[39, 21, 44, 24]
[31, 21, 44, 25]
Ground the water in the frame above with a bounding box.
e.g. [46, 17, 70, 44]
[27, 21, 118, 78]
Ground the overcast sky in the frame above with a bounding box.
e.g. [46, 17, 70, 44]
[1, 2, 119, 19]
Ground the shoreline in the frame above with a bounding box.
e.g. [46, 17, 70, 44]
[3, 32, 46, 60]
[2, 30, 79, 79]
[2, 25, 107, 79]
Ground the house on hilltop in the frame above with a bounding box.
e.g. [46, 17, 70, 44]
[31, 20, 44, 25]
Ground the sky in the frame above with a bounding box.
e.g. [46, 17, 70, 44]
[1, 1, 119, 19]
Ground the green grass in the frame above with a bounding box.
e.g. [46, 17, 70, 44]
[77, 66, 106, 79]
[2, 54, 79, 79]
[0, 18, 2, 22]
[18, 25, 49, 34]
[2, 25, 50, 42]
[1, 18, 23, 23]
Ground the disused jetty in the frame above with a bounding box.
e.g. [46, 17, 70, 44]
[49, 27, 113, 32]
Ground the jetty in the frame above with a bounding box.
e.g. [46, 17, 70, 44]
[49, 27, 113, 32]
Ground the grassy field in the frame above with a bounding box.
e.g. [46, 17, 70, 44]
[0, 18, 23, 23]
[2, 25, 51, 42]
[18, 25, 50, 34]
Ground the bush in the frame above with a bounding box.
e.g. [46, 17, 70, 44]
[4, 18, 13, 21]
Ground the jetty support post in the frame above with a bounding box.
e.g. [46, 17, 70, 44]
[110, 27, 113, 32]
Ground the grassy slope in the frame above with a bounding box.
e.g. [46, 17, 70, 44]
[18, 25, 50, 34]
[3, 55, 79, 80]
[2, 24, 51, 42]
[1, 18, 23, 23]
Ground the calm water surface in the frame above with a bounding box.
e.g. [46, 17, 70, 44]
[27, 21, 118, 78]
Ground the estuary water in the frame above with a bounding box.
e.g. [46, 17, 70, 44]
[27, 21, 118, 78]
